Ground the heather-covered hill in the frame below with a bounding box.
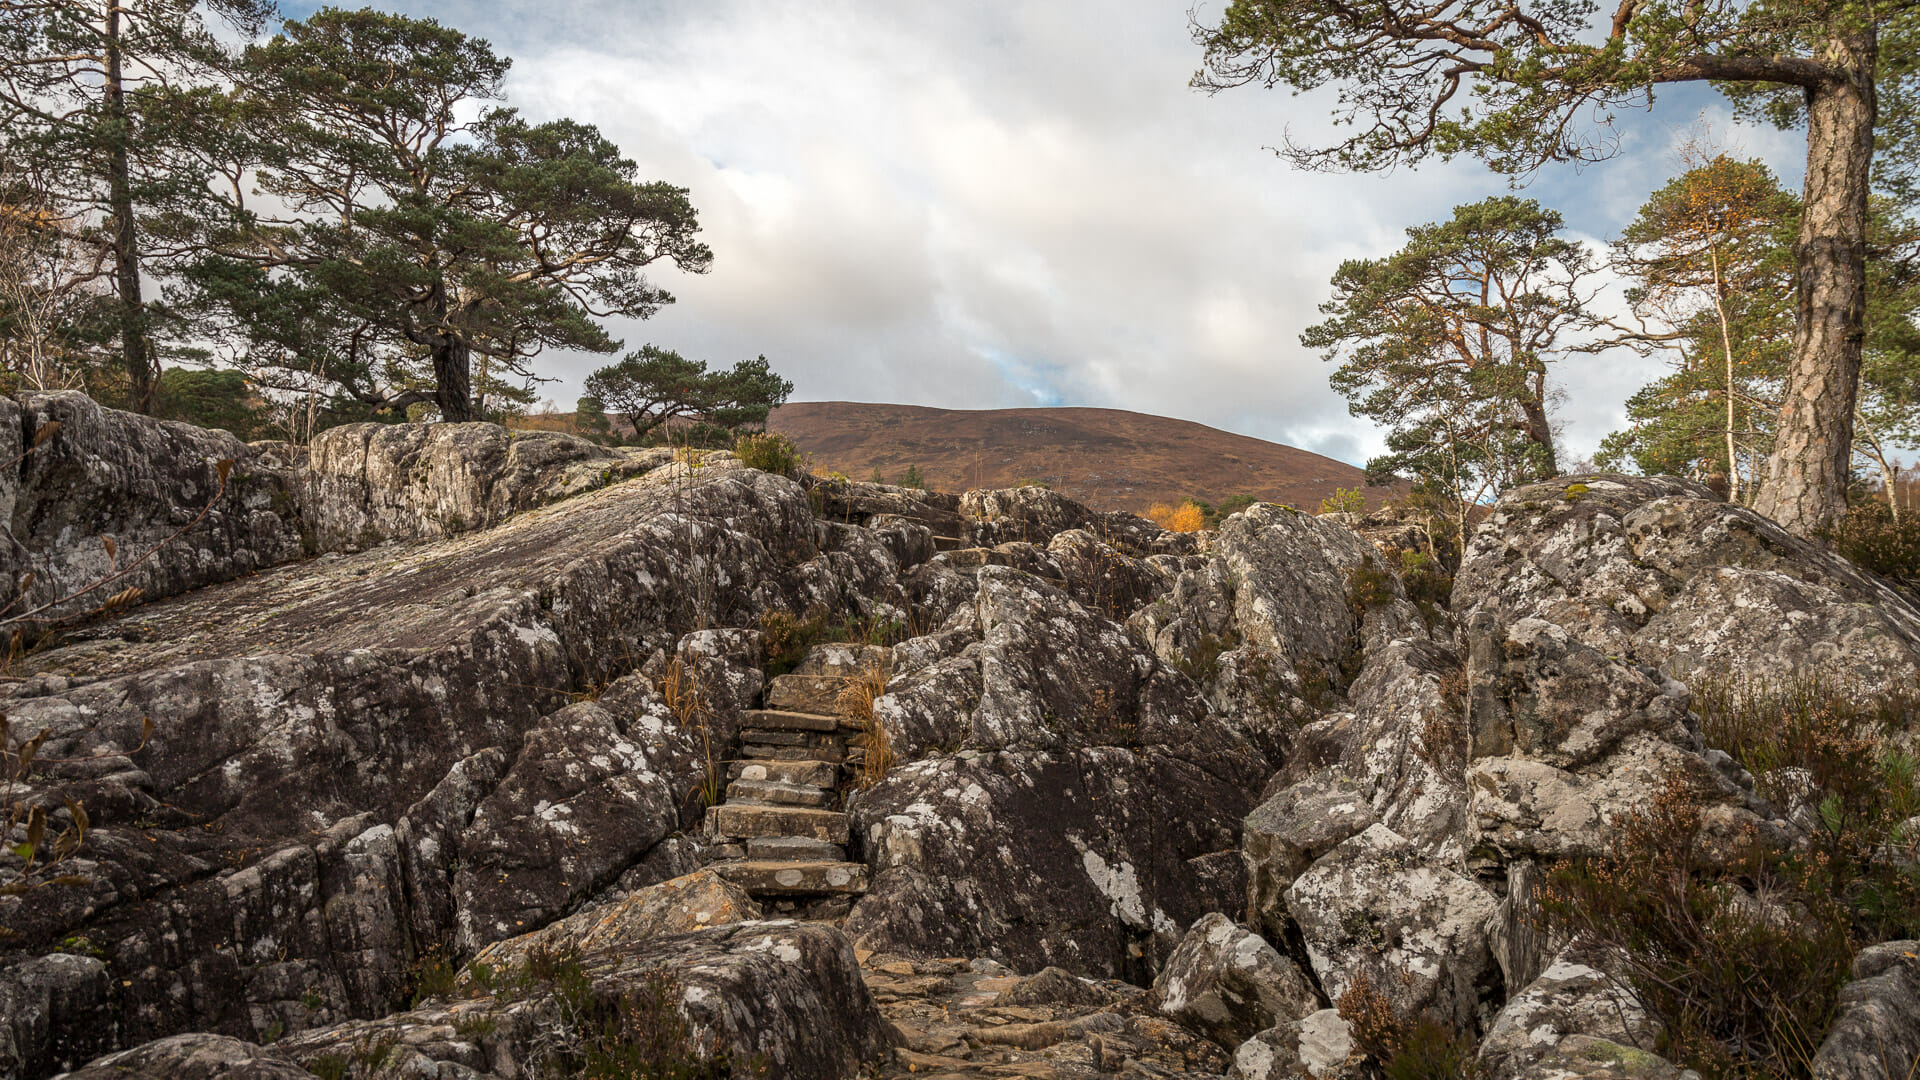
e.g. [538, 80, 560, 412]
[768, 401, 1387, 512]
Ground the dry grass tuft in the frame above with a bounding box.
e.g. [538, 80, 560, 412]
[835, 671, 893, 789]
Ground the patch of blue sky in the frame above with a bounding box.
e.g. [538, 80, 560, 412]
[972, 345, 1066, 407]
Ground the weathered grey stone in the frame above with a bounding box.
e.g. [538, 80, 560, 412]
[462, 870, 761, 985]
[98, 923, 892, 1080]
[1285, 824, 1499, 1031]
[1455, 475, 1920, 694]
[846, 567, 1265, 979]
[1811, 940, 1920, 1079]
[57, 1033, 310, 1080]
[1154, 913, 1320, 1048]
[3, 391, 302, 632]
[766, 642, 892, 714]
[293, 421, 668, 551]
[1233, 1011, 1363, 1080]
[0, 954, 114, 1080]
[1242, 772, 1379, 942]
[1477, 942, 1660, 1080]
[452, 681, 702, 952]
[0, 466, 824, 1067]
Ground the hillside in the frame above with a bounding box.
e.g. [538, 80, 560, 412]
[768, 401, 1386, 512]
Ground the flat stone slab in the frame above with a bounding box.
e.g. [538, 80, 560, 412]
[707, 804, 851, 844]
[727, 778, 833, 808]
[746, 836, 847, 862]
[714, 860, 869, 896]
[741, 708, 841, 732]
[741, 743, 846, 763]
[742, 728, 846, 749]
[730, 759, 840, 787]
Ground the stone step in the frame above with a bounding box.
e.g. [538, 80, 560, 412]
[729, 759, 840, 787]
[726, 778, 833, 808]
[741, 708, 841, 732]
[740, 728, 845, 748]
[712, 860, 869, 896]
[740, 743, 846, 763]
[707, 803, 850, 844]
[746, 836, 847, 862]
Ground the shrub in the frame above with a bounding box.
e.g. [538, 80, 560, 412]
[1346, 558, 1396, 615]
[1146, 500, 1207, 532]
[732, 432, 800, 474]
[759, 609, 907, 677]
[1319, 486, 1367, 514]
[1395, 549, 1454, 615]
[898, 464, 926, 489]
[1337, 973, 1480, 1079]
[1545, 670, 1920, 1078]
[1823, 500, 1920, 586]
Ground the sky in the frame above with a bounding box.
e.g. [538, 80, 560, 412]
[282, 0, 1810, 467]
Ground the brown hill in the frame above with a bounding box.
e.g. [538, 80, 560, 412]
[767, 402, 1389, 514]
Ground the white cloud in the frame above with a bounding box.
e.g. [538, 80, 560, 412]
[344, 0, 1811, 465]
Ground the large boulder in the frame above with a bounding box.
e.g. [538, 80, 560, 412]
[293, 421, 669, 551]
[1154, 913, 1320, 1048]
[1, 391, 303, 631]
[1284, 824, 1499, 1032]
[1233, 1010, 1363, 1080]
[1476, 942, 1662, 1080]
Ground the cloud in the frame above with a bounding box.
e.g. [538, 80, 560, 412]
[353, 0, 1811, 466]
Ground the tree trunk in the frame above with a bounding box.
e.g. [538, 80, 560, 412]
[1519, 392, 1558, 479]
[432, 335, 474, 421]
[1754, 29, 1876, 538]
[105, 3, 154, 414]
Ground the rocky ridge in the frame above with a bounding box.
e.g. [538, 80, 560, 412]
[0, 394, 1915, 1079]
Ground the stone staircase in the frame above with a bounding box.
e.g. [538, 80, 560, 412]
[703, 644, 890, 907]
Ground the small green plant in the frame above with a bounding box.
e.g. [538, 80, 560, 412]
[1561, 482, 1591, 502]
[1014, 477, 1052, 490]
[1346, 558, 1397, 615]
[407, 949, 460, 1008]
[897, 464, 926, 490]
[1319, 487, 1367, 514]
[1173, 630, 1238, 685]
[1395, 548, 1454, 622]
[733, 432, 801, 475]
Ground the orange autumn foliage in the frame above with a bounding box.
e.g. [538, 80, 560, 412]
[1146, 500, 1207, 532]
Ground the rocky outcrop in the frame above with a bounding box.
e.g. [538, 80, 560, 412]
[10, 400, 1920, 1080]
[69, 922, 891, 1080]
[2, 391, 302, 631]
[844, 566, 1266, 979]
[0, 464, 827, 1074]
[293, 422, 671, 551]
[1455, 474, 1920, 692]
